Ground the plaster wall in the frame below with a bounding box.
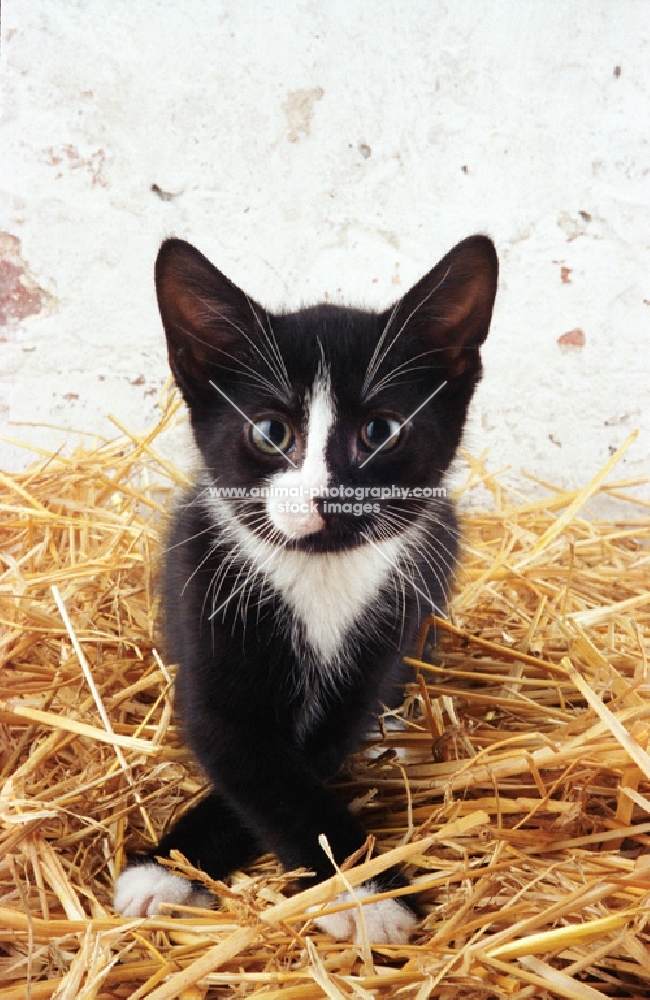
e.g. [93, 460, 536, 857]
[3, 0, 649, 507]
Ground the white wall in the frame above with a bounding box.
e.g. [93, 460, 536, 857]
[3, 0, 649, 504]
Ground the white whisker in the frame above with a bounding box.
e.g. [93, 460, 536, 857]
[362, 265, 452, 399]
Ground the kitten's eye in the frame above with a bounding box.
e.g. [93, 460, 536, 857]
[360, 417, 402, 452]
[250, 419, 294, 455]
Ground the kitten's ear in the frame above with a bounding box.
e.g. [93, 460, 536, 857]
[155, 238, 258, 403]
[383, 235, 498, 378]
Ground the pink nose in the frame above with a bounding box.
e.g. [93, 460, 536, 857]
[292, 504, 325, 537]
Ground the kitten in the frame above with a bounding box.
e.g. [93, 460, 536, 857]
[114, 235, 498, 943]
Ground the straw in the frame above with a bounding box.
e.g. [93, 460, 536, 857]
[1, 390, 648, 997]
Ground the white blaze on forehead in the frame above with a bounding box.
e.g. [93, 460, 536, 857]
[266, 369, 335, 539]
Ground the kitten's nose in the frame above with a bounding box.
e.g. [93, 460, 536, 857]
[293, 501, 325, 537]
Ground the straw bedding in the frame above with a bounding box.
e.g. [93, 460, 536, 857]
[1, 391, 649, 999]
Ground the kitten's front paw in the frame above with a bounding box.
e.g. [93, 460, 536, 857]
[311, 881, 418, 945]
[114, 861, 213, 917]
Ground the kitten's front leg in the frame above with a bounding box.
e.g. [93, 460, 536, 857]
[198, 734, 419, 944]
[114, 732, 418, 941]
[114, 791, 259, 917]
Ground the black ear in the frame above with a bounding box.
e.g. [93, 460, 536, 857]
[380, 235, 498, 379]
[155, 239, 260, 404]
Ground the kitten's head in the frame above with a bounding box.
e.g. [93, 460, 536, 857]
[155, 236, 497, 553]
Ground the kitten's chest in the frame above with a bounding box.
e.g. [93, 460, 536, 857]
[263, 539, 404, 664]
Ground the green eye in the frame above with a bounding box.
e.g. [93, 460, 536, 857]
[250, 419, 294, 455]
[360, 417, 402, 452]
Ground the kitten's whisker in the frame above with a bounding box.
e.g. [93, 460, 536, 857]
[235, 527, 293, 630]
[204, 543, 244, 621]
[245, 296, 292, 393]
[411, 516, 464, 575]
[409, 517, 461, 551]
[362, 265, 452, 398]
[379, 506, 455, 586]
[359, 531, 446, 618]
[415, 531, 460, 582]
[208, 534, 296, 620]
[374, 519, 408, 643]
[377, 511, 452, 596]
[234, 561, 259, 628]
[203, 510, 286, 624]
[230, 525, 283, 624]
[364, 348, 431, 392]
[170, 318, 290, 404]
[384, 501, 462, 550]
[361, 298, 401, 397]
[383, 514, 447, 584]
[415, 500, 461, 527]
[363, 349, 444, 400]
[215, 356, 291, 398]
[244, 294, 293, 398]
[380, 509, 459, 593]
[163, 522, 216, 554]
[181, 537, 223, 596]
[198, 297, 291, 399]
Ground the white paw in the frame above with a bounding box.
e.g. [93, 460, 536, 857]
[311, 882, 418, 944]
[114, 861, 213, 917]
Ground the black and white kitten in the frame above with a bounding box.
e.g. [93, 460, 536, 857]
[114, 235, 498, 943]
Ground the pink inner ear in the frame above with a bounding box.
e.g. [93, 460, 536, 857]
[160, 276, 203, 333]
[443, 268, 494, 330]
[155, 240, 261, 399]
[406, 238, 498, 362]
[173, 275, 202, 326]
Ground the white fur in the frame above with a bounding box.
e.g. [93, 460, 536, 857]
[209, 504, 405, 664]
[310, 883, 418, 944]
[266, 370, 334, 539]
[265, 537, 402, 663]
[114, 862, 213, 917]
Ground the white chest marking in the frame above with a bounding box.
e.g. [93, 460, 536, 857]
[263, 538, 403, 662]
[206, 497, 406, 663]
